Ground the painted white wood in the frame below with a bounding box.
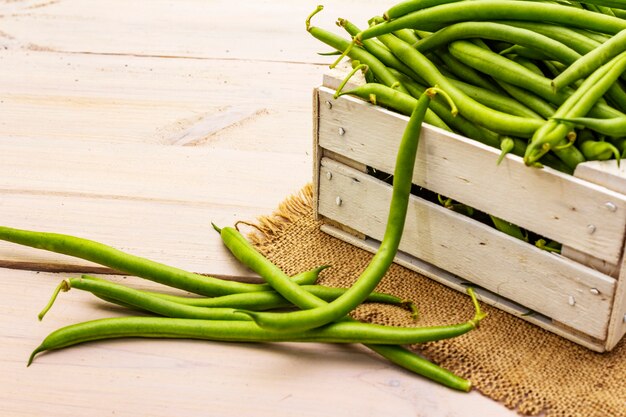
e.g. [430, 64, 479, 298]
[321, 225, 607, 352]
[317, 158, 615, 340]
[317, 86, 626, 265]
[571, 161, 626, 350]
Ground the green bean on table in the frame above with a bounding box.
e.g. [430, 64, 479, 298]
[222, 87, 442, 332]
[0, 225, 316, 296]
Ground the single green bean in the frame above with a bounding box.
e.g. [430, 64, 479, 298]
[83, 274, 413, 311]
[335, 82, 451, 131]
[358, 1, 626, 40]
[414, 22, 580, 65]
[552, 116, 626, 136]
[28, 307, 486, 366]
[0, 225, 310, 296]
[231, 89, 438, 332]
[38, 277, 252, 321]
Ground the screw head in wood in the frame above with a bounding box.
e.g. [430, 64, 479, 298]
[335, 196, 342, 206]
[604, 202, 617, 212]
[568, 295, 576, 306]
[325, 101, 332, 109]
[587, 224, 596, 234]
[338, 127, 346, 136]
[326, 172, 333, 180]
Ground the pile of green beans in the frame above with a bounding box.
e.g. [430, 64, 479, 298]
[311, 1, 626, 170]
[1, 53, 487, 391]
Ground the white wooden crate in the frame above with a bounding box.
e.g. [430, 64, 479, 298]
[313, 73, 626, 352]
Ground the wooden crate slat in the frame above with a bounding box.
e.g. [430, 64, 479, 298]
[573, 160, 626, 349]
[321, 224, 607, 352]
[318, 158, 615, 339]
[317, 87, 626, 265]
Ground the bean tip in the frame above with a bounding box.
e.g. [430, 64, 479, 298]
[211, 222, 222, 233]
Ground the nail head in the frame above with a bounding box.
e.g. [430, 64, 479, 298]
[587, 224, 596, 234]
[325, 101, 332, 109]
[326, 172, 333, 180]
[590, 288, 600, 295]
[335, 196, 342, 206]
[338, 127, 346, 136]
[605, 202, 617, 212]
[568, 295, 576, 306]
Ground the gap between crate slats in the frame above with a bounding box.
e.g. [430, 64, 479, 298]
[318, 158, 615, 341]
[317, 85, 626, 266]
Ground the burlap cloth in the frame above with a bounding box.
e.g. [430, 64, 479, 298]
[247, 183, 626, 417]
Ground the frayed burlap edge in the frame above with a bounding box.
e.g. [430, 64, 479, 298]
[246, 183, 314, 249]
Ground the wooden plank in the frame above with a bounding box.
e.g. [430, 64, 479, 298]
[317, 158, 615, 339]
[0, 138, 310, 278]
[572, 161, 626, 350]
[0, 50, 321, 149]
[0, 268, 518, 417]
[321, 225, 607, 352]
[317, 86, 626, 265]
[0, 0, 378, 62]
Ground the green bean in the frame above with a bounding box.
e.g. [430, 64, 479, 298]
[306, 6, 409, 95]
[580, 139, 622, 161]
[552, 28, 626, 90]
[217, 224, 479, 391]
[82, 274, 412, 311]
[526, 51, 626, 165]
[357, 1, 626, 39]
[489, 216, 528, 241]
[0, 225, 311, 296]
[500, 21, 600, 55]
[38, 277, 252, 321]
[230, 88, 439, 332]
[384, 0, 461, 20]
[337, 18, 426, 86]
[447, 40, 623, 119]
[414, 22, 580, 65]
[552, 116, 626, 136]
[447, 78, 542, 119]
[28, 303, 486, 366]
[435, 47, 502, 93]
[335, 82, 451, 130]
[376, 34, 544, 136]
[495, 81, 557, 119]
[497, 137, 516, 165]
[390, 72, 504, 147]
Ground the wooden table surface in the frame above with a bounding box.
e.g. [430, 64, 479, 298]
[0, 1, 517, 415]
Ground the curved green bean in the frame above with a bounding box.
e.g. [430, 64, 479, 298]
[232, 88, 437, 332]
[28, 306, 485, 366]
[0, 225, 310, 296]
[414, 22, 580, 65]
[552, 116, 626, 136]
